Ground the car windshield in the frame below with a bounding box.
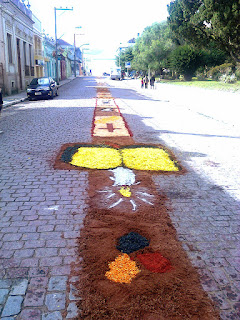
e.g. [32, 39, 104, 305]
[30, 78, 50, 85]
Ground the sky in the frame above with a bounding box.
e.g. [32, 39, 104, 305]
[29, 0, 171, 75]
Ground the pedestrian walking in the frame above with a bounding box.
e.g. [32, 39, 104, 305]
[150, 75, 155, 89]
[0, 88, 3, 134]
[141, 77, 144, 88]
[144, 76, 149, 89]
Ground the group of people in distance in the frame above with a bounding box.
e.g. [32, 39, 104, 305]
[141, 75, 155, 89]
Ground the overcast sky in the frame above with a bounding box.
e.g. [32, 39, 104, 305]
[29, 0, 171, 74]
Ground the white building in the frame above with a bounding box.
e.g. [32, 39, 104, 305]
[0, 0, 34, 95]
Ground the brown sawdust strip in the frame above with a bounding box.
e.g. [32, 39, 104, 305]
[72, 170, 219, 320]
[55, 86, 219, 319]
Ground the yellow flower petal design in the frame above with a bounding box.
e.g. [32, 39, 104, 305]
[105, 254, 140, 284]
[121, 147, 179, 171]
[95, 116, 122, 124]
[119, 187, 132, 198]
[70, 147, 122, 169]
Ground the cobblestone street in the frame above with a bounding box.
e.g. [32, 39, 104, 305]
[0, 77, 95, 319]
[0, 77, 239, 319]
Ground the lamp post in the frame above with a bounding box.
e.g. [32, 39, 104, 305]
[54, 6, 73, 84]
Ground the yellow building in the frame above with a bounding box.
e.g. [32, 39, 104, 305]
[32, 14, 44, 78]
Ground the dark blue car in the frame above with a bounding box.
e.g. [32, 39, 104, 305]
[27, 77, 58, 100]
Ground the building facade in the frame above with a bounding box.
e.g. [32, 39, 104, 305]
[57, 39, 82, 80]
[0, 0, 34, 95]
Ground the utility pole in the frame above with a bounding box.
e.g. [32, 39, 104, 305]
[79, 44, 89, 76]
[118, 43, 122, 68]
[74, 27, 84, 77]
[54, 7, 73, 84]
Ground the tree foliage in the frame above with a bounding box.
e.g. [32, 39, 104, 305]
[131, 22, 175, 74]
[167, 0, 240, 62]
[170, 45, 201, 80]
[115, 47, 134, 70]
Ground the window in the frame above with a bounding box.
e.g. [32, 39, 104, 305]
[7, 33, 13, 64]
[30, 78, 50, 85]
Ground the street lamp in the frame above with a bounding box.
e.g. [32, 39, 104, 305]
[54, 6, 73, 83]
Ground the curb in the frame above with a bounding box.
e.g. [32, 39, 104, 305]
[2, 77, 76, 109]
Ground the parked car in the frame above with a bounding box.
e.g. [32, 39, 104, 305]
[27, 77, 58, 100]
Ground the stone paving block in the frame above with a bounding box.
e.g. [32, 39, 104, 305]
[1, 295, 23, 317]
[2, 233, 22, 241]
[29, 277, 48, 289]
[37, 225, 55, 232]
[0, 289, 9, 304]
[42, 311, 62, 320]
[50, 265, 71, 276]
[59, 248, 76, 256]
[0, 280, 12, 289]
[28, 267, 49, 278]
[209, 267, 231, 286]
[45, 293, 66, 311]
[66, 302, 78, 319]
[226, 257, 240, 272]
[20, 258, 39, 268]
[35, 248, 58, 258]
[48, 276, 67, 291]
[10, 279, 28, 295]
[2, 242, 24, 250]
[17, 308, 41, 320]
[39, 257, 63, 267]
[5, 268, 29, 279]
[45, 240, 67, 248]
[0, 250, 14, 258]
[21, 233, 40, 240]
[14, 249, 34, 259]
[24, 289, 45, 307]
[69, 284, 81, 301]
[23, 215, 39, 221]
[24, 240, 46, 248]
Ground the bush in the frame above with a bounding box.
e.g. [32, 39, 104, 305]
[235, 64, 240, 80]
[219, 74, 237, 83]
[207, 63, 235, 80]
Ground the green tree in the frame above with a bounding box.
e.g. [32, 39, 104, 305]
[115, 47, 134, 70]
[170, 45, 201, 80]
[131, 22, 175, 74]
[167, 0, 240, 62]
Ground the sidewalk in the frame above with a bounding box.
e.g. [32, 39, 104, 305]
[2, 75, 76, 108]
